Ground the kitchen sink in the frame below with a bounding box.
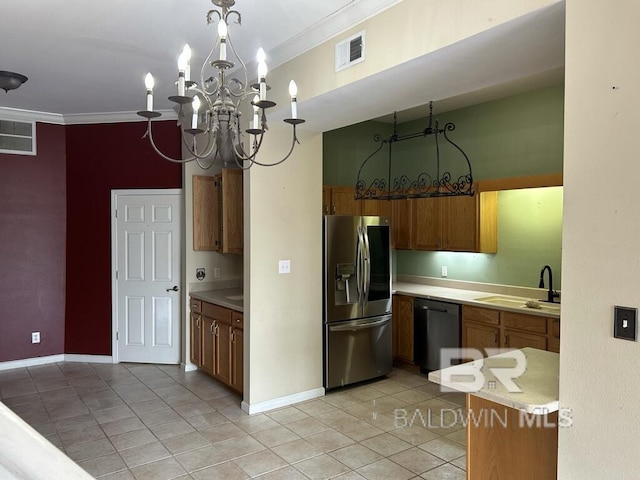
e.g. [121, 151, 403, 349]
[474, 295, 560, 313]
[226, 294, 243, 301]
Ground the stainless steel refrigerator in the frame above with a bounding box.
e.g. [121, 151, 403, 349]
[323, 215, 392, 389]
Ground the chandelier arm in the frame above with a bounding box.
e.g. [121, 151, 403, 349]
[246, 126, 301, 167]
[230, 130, 265, 163]
[180, 128, 219, 161]
[145, 120, 197, 164]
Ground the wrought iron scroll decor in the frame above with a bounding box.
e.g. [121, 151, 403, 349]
[354, 103, 473, 200]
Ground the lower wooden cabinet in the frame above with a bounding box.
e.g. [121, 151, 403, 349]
[393, 294, 414, 364]
[462, 305, 560, 355]
[190, 296, 243, 393]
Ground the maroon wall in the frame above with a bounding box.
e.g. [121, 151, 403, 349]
[0, 124, 67, 362]
[64, 121, 181, 355]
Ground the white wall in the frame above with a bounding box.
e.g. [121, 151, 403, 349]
[244, 124, 323, 409]
[559, 1, 640, 477]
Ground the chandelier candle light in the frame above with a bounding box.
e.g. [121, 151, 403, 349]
[137, 0, 305, 169]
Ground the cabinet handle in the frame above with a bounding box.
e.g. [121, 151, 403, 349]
[332, 205, 336, 214]
[210, 322, 214, 335]
[504, 335, 508, 346]
[494, 332, 498, 343]
[214, 323, 219, 336]
[231, 330, 235, 343]
[196, 318, 200, 328]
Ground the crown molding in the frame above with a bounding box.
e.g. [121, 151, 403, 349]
[62, 109, 178, 125]
[0, 107, 65, 125]
[0, 107, 178, 125]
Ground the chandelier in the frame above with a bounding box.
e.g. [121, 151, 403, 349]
[136, 0, 305, 170]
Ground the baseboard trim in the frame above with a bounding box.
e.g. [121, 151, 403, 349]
[0, 354, 114, 371]
[0, 354, 65, 371]
[182, 362, 198, 372]
[64, 354, 113, 364]
[241, 387, 325, 415]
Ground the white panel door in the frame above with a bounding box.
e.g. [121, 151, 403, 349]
[114, 191, 181, 364]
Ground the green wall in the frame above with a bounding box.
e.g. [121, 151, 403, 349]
[323, 85, 565, 289]
[324, 84, 564, 185]
[395, 187, 563, 288]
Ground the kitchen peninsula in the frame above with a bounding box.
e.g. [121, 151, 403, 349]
[429, 347, 561, 480]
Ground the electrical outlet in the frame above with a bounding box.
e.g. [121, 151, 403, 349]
[441, 266, 448, 277]
[31, 332, 40, 344]
[279, 260, 291, 274]
[214, 267, 221, 278]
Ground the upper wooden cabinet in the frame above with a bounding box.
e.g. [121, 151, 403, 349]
[193, 168, 243, 254]
[413, 191, 497, 253]
[323, 185, 394, 219]
[391, 197, 413, 250]
[323, 186, 361, 216]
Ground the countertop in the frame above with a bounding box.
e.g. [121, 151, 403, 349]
[393, 281, 560, 319]
[428, 347, 559, 414]
[190, 288, 243, 312]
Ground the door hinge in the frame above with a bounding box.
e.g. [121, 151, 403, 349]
[115, 209, 118, 218]
[115, 270, 119, 280]
[116, 332, 119, 340]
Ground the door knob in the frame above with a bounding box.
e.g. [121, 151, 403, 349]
[166, 285, 179, 292]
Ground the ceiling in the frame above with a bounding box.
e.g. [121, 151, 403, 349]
[0, 0, 565, 132]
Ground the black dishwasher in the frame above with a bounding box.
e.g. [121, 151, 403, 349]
[414, 298, 461, 373]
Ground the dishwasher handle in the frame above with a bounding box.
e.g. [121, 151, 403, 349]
[419, 305, 449, 313]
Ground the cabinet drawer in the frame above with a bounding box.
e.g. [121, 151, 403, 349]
[504, 329, 547, 350]
[501, 312, 547, 334]
[190, 298, 202, 314]
[202, 302, 232, 324]
[232, 311, 244, 329]
[462, 305, 500, 326]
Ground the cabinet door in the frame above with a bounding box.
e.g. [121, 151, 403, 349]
[215, 323, 232, 385]
[231, 327, 243, 393]
[444, 195, 477, 251]
[392, 198, 414, 250]
[221, 168, 243, 254]
[463, 321, 500, 356]
[394, 295, 414, 363]
[192, 175, 220, 251]
[331, 187, 361, 215]
[322, 186, 331, 216]
[413, 197, 443, 250]
[503, 329, 547, 350]
[201, 316, 215, 375]
[190, 313, 202, 367]
[361, 197, 392, 217]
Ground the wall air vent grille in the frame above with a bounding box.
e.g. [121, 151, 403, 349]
[0, 119, 36, 155]
[335, 31, 365, 72]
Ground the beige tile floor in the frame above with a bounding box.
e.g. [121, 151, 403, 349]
[0, 362, 467, 479]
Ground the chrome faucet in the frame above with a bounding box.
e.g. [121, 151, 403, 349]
[538, 265, 560, 303]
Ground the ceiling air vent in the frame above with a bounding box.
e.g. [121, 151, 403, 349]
[335, 31, 365, 72]
[0, 119, 36, 155]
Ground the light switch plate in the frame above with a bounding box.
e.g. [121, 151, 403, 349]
[614, 305, 638, 341]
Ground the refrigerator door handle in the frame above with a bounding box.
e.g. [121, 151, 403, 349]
[355, 225, 364, 305]
[363, 228, 371, 305]
[329, 317, 391, 332]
